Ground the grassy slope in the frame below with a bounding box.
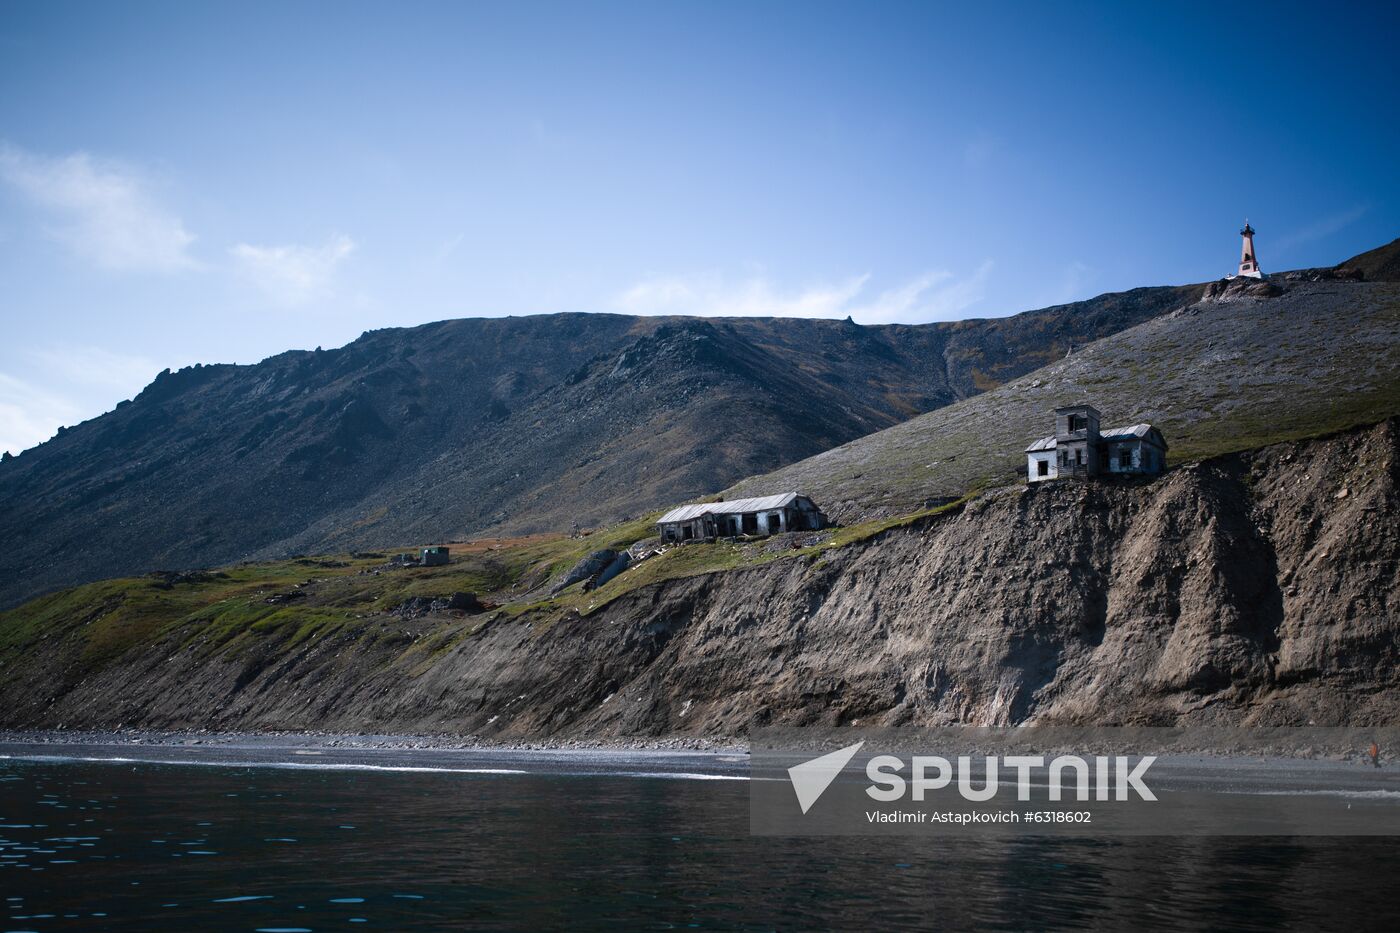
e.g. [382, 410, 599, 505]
[726, 279, 1400, 520]
[3, 279, 1399, 681]
[0, 528, 599, 686]
[0, 494, 984, 686]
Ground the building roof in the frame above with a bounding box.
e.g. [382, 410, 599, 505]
[657, 492, 801, 525]
[1100, 423, 1157, 442]
[1025, 424, 1162, 453]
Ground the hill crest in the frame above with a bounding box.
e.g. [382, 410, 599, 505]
[0, 281, 1202, 608]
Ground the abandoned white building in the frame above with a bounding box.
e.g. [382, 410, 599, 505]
[1025, 405, 1167, 483]
[656, 493, 826, 542]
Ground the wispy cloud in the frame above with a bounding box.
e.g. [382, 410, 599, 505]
[617, 272, 866, 319]
[528, 118, 570, 151]
[1272, 205, 1369, 257]
[1041, 260, 1094, 307]
[963, 132, 1000, 170]
[429, 232, 465, 265]
[229, 234, 356, 307]
[613, 263, 993, 325]
[29, 346, 161, 395]
[0, 372, 82, 456]
[0, 347, 164, 456]
[0, 142, 197, 272]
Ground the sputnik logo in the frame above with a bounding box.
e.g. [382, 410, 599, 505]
[788, 741, 865, 814]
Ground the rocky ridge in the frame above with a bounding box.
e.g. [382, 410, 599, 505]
[0, 283, 1203, 609]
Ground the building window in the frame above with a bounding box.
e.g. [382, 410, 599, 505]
[1120, 448, 1133, 469]
[1068, 414, 1086, 432]
[1036, 459, 1048, 477]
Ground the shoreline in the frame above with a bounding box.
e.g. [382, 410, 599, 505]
[0, 727, 747, 754]
[5, 730, 1400, 804]
[0, 729, 754, 779]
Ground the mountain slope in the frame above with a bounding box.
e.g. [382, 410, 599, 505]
[727, 277, 1400, 522]
[1, 420, 1395, 733]
[0, 284, 1200, 609]
[1337, 236, 1400, 282]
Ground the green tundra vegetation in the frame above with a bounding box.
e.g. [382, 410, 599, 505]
[0, 493, 986, 679]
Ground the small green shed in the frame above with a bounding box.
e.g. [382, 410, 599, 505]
[420, 546, 450, 567]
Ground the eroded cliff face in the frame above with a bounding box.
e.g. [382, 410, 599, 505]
[4, 421, 1396, 736]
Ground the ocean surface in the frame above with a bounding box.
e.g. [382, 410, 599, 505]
[3, 742, 1400, 931]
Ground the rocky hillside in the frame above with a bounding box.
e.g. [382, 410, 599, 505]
[1, 420, 1395, 734]
[1338, 236, 1400, 282]
[0, 284, 1201, 610]
[728, 275, 1400, 523]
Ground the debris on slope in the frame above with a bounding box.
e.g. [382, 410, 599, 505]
[549, 549, 620, 595]
[147, 570, 228, 589]
[392, 592, 485, 619]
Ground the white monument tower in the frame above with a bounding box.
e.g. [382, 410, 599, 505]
[1235, 221, 1263, 279]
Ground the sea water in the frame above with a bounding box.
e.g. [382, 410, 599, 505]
[2, 747, 1399, 931]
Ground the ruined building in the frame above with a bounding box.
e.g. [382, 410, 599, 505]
[656, 493, 826, 543]
[1025, 405, 1167, 483]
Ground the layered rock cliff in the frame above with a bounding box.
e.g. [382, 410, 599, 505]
[3, 419, 1395, 735]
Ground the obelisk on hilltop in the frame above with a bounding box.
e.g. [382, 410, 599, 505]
[1236, 221, 1263, 279]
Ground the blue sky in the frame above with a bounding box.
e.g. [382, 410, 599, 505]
[1, 0, 1397, 455]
